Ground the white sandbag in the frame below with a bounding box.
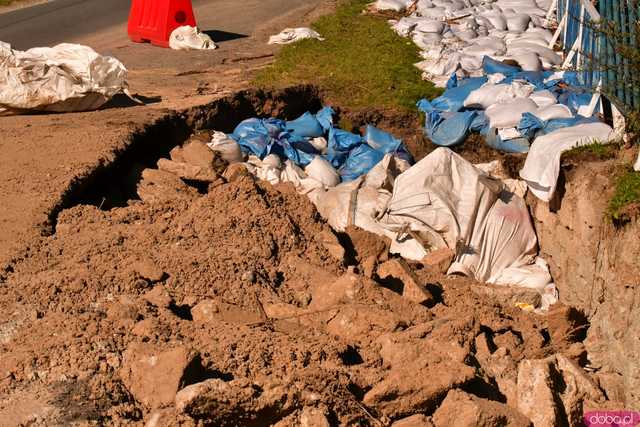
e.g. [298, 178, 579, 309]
[486, 98, 539, 128]
[169, 26, 217, 50]
[507, 42, 562, 65]
[208, 132, 243, 163]
[418, 6, 447, 19]
[377, 148, 555, 297]
[268, 28, 324, 45]
[415, 53, 460, 77]
[305, 157, 340, 188]
[246, 155, 283, 185]
[309, 137, 328, 154]
[529, 90, 557, 108]
[464, 81, 535, 109]
[505, 13, 531, 32]
[414, 19, 446, 34]
[534, 104, 573, 121]
[412, 32, 444, 50]
[453, 29, 478, 41]
[375, 0, 414, 11]
[391, 17, 422, 37]
[481, 12, 508, 31]
[520, 123, 617, 202]
[498, 127, 523, 140]
[0, 42, 128, 114]
[512, 52, 542, 71]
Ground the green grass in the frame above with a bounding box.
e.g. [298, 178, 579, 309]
[608, 167, 640, 222]
[563, 141, 619, 162]
[255, 0, 441, 111]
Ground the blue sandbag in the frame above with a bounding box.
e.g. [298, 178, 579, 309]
[274, 140, 316, 167]
[483, 127, 530, 153]
[425, 110, 478, 147]
[237, 132, 273, 158]
[420, 77, 488, 112]
[315, 106, 335, 132]
[365, 125, 402, 153]
[339, 144, 385, 182]
[286, 112, 324, 138]
[233, 117, 285, 141]
[446, 73, 458, 89]
[328, 128, 363, 151]
[558, 91, 593, 114]
[482, 56, 521, 77]
[518, 112, 600, 140]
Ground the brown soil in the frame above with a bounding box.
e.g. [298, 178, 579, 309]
[0, 119, 590, 425]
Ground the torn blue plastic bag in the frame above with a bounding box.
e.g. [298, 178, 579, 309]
[420, 76, 488, 112]
[482, 56, 521, 77]
[518, 113, 600, 140]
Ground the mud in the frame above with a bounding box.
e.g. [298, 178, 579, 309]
[0, 87, 630, 426]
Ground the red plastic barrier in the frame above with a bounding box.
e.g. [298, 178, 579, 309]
[128, 0, 197, 48]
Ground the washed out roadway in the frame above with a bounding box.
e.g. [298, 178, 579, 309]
[0, 0, 329, 267]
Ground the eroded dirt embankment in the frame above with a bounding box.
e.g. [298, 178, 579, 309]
[0, 86, 635, 426]
[530, 160, 640, 409]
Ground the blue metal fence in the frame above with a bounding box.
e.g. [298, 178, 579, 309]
[556, 0, 640, 112]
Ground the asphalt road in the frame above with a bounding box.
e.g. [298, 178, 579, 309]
[0, 0, 306, 50]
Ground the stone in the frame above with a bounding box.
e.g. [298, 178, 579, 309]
[132, 259, 166, 283]
[119, 343, 200, 409]
[106, 296, 139, 327]
[377, 259, 434, 306]
[181, 141, 226, 173]
[169, 146, 186, 163]
[420, 248, 455, 274]
[309, 273, 364, 311]
[299, 406, 331, 427]
[363, 360, 476, 419]
[157, 158, 218, 182]
[317, 230, 345, 263]
[191, 300, 219, 324]
[143, 285, 173, 309]
[433, 389, 532, 427]
[136, 169, 198, 204]
[516, 358, 559, 426]
[391, 414, 434, 427]
[223, 163, 252, 182]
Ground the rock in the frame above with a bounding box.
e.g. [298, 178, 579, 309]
[181, 141, 226, 173]
[106, 296, 139, 327]
[191, 300, 219, 324]
[136, 169, 198, 204]
[317, 230, 345, 263]
[326, 305, 404, 341]
[170, 146, 186, 163]
[223, 163, 251, 182]
[420, 248, 455, 274]
[120, 343, 200, 409]
[144, 410, 172, 427]
[157, 158, 218, 182]
[299, 406, 331, 427]
[175, 377, 296, 425]
[433, 389, 532, 427]
[132, 259, 166, 283]
[191, 299, 262, 325]
[377, 259, 435, 306]
[309, 273, 364, 311]
[516, 355, 606, 427]
[132, 318, 157, 338]
[391, 414, 434, 427]
[363, 360, 476, 419]
[361, 256, 377, 278]
[143, 285, 173, 309]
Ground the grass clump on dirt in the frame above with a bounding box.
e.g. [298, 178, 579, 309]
[562, 141, 619, 163]
[608, 166, 640, 223]
[255, 0, 441, 111]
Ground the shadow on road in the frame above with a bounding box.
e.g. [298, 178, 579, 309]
[203, 30, 247, 43]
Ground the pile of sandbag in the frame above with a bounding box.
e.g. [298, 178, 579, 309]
[208, 107, 413, 188]
[382, 0, 559, 87]
[0, 41, 128, 115]
[414, 57, 617, 201]
[205, 110, 558, 309]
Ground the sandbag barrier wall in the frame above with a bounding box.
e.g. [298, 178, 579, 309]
[557, 0, 640, 112]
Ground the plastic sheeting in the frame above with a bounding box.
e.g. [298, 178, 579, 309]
[169, 26, 217, 50]
[0, 42, 128, 115]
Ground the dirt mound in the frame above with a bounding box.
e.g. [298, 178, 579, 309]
[0, 143, 600, 426]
